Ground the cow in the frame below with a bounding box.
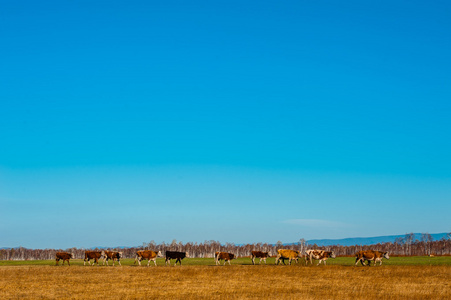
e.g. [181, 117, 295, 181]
[355, 250, 389, 266]
[279, 257, 300, 265]
[134, 250, 163, 266]
[103, 251, 123, 266]
[55, 252, 74, 266]
[165, 251, 189, 266]
[215, 252, 236, 265]
[275, 249, 302, 265]
[250, 251, 271, 265]
[305, 249, 336, 266]
[84, 250, 105, 266]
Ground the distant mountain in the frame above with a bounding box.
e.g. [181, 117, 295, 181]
[305, 232, 449, 247]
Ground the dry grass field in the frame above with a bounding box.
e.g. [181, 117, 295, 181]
[1, 262, 450, 299]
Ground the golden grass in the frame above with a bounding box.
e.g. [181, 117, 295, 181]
[0, 264, 450, 299]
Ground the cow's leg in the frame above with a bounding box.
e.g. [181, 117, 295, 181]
[228, 259, 231, 265]
[356, 257, 364, 266]
[252, 256, 255, 265]
[67, 259, 70, 266]
[153, 259, 157, 266]
[117, 259, 121, 266]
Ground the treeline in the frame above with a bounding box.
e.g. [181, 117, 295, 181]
[1, 233, 450, 260]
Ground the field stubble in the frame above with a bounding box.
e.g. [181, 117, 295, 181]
[0, 262, 450, 299]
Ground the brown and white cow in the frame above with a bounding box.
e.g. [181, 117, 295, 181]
[55, 252, 74, 266]
[84, 250, 105, 266]
[355, 250, 389, 266]
[251, 251, 271, 265]
[165, 251, 189, 266]
[275, 249, 302, 265]
[215, 252, 236, 265]
[103, 251, 123, 266]
[305, 249, 336, 266]
[134, 250, 163, 266]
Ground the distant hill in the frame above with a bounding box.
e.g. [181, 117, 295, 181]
[305, 232, 449, 247]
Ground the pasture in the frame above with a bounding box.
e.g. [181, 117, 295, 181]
[0, 257, 450, 299]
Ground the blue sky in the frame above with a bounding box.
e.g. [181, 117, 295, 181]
[1, 0, 450, 249]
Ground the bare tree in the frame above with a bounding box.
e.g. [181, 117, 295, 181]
[421, 233, 433, 255]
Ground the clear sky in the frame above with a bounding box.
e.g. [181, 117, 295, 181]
[1, 0, 450, 249]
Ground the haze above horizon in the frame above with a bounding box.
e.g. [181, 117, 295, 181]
[1, 1, 450, 249]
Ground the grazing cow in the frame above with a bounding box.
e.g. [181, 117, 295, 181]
[355, 250, 389, 266]
[215, 252, 236, 265]
[134, 250, 163, 266]
[103, 251, 123, 266]
[279, 257, 300, 265]
[55, 252, 74, 266]
[84, 250, 105, 266]
[275, 249, 302, 265]
[251, 251, 270, 265]
[165, 251, 189, 266]
[305, 250, 336, 266]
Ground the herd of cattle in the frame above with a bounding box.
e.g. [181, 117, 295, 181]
[55, 249, 389, 267]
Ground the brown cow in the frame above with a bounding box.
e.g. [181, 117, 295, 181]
[103, 251, 123, 266]
[165, 251, 189, 266]
[305, 249, 336, 265]
[251, 251, 271, 265]
[134, 250, 163, 266]
[84, 250, 105, 266]
[55, 252, 74, 266]
[215, 252, 236, 265]
[275, 249, 302, 265]
[355, 250, 389, 266]
[279, 257, 300, 265]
